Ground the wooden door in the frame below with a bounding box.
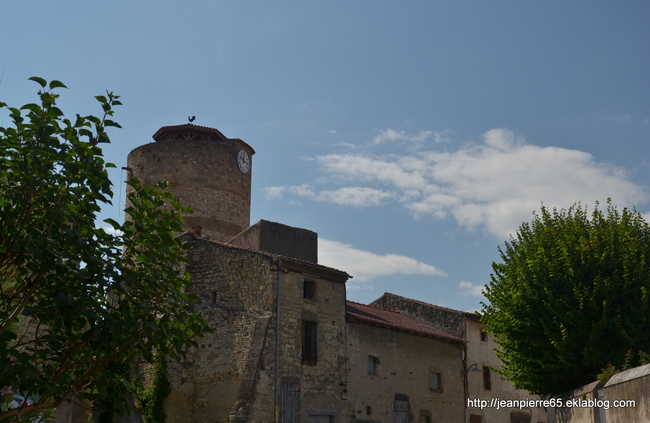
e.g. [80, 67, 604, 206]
[282, 383, 300, 423]
[394, 399, 410, 423]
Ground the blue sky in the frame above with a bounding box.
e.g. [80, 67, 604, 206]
[2, 1, 649, 311]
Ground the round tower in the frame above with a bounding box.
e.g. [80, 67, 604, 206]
[126, 124, 255, 241]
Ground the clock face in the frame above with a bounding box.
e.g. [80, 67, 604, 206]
[237, 150, 250, 173]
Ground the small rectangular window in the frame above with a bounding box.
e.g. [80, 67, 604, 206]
[483, 366, 491, 391]
[302, 320, 318, 363]
[368, 356, 380, 376]
[480, 330, 488, 342]
[303, 280, 317, 300]
[510, 413, 531, 423]
[429, 372, 442, 391]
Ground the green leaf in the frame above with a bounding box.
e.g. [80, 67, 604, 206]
[29, 76, 47, 87]
[49, 80, 68, 89]
[0, 77, 207, 420]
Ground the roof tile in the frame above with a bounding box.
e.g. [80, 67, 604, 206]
[346, 301, 465, 344]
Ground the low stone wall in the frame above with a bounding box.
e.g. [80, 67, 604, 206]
[602, 363, 650, 423]
[548, 363, 650, 423]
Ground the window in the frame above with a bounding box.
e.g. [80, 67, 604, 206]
[303, 280, 317, 300]
[368, 356, 380, 376]
[480, 330, 488, 342]
[302, 320, 318, 363]
[483, 366, 491, 390]
[306, 409, 337, 423]
[429, 372, 442, 391]
[510, 413, 531, 423]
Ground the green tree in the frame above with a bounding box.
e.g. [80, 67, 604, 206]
[0, 78, 209, 421]
[481, 201, 650, 396]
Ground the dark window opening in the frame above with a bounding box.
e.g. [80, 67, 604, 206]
[429, 372, 442, 391]
[302, 320, 318, 364]
[303, 280, 317, 300]
[483, 366, 491, 391]
[480, 330, 488, 342]
[510, 413, 531, 423]
[368, 356, 380, 376]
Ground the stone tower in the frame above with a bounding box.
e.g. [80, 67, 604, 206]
[126, 123, 255, 241]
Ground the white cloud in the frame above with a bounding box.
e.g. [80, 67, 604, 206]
[264, 186, 285, 200]
[432, 130, 451, 144]
[346, 284, 376, 291]
[264, 184, 315, 201]
[316, 187, 393, 207]
[319, 238, 446, 283]
[317, 154, 429, 190]
[371, 129, 433, 147]
[272, 128, 645, 239]
[266, 128, 646, 239]
[458, 281, 485, 297]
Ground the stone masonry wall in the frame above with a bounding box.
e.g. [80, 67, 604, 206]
[548, 365, 650, 423]
[346, 322, 465, 423]
[164, 235, 278, 423]
[370, 293, 466, 338]
[246, 267, 348, 422]
[160, 235, 350, 423]
[603, 363, 650, 423]
[126, 138, 253, 242]
[465, 318, 547, 423]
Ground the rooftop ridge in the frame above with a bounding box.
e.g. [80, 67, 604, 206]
[178, 232, 351, 280]
[346, 300, 465, 344]
[376, 292, 477, 317]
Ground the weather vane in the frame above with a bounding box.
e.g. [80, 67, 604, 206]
[188, 116, 196, 123]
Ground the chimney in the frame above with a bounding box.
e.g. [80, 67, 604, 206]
[192, 226, 202, 237]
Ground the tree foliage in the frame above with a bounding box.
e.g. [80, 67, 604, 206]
[481, 201, 650, 396]
[0, 78, 209, 421]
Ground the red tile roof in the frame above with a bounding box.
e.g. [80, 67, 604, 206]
[346, 301, 465, 344]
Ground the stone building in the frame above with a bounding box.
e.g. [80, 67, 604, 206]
[125, 124, 255, 241]
[56, 123, 547, 423]
[159, 233, 467, 423]
[371, 294, 548, 423]
[345, 302, 465, 423]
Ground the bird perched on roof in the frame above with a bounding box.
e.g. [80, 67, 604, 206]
[188, 116, 196, 123]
